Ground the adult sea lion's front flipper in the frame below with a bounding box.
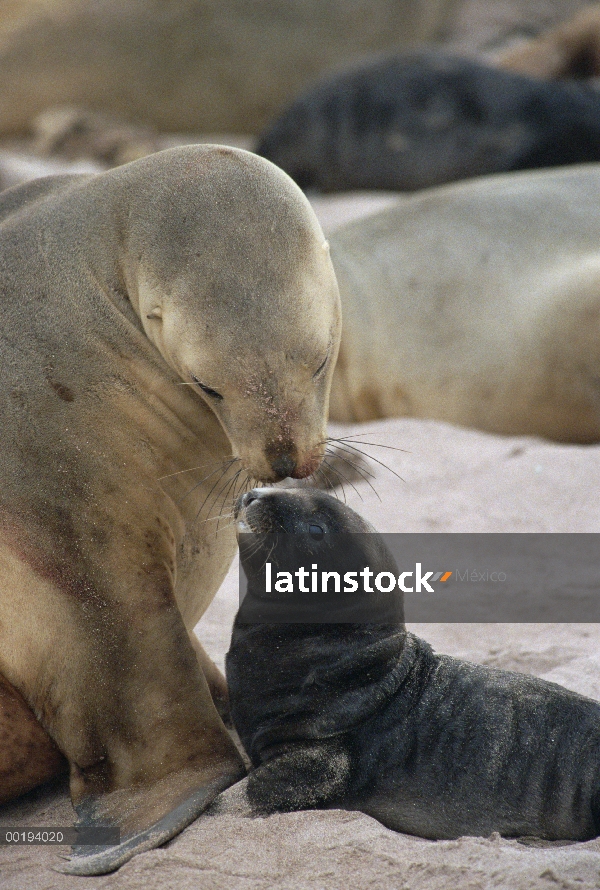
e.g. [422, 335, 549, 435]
[44, 520, 246, 875]
[59, 765, 242, 875]
[49, 553, 246, 875]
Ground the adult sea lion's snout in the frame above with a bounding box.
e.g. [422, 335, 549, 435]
[265, 439, 326, 481]
[269, 451, 296, 480]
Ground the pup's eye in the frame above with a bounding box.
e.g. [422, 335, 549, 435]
[192, 376, 223, 400]
[308, 524, 324, 540]
[313, 353, 328, 379]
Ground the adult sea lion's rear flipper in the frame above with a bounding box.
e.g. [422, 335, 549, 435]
[57, 759, 245, 875]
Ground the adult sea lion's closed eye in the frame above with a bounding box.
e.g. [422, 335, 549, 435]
[192, 376, 224, 400]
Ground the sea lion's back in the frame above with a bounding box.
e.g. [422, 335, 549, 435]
[0, 174, 90, 225]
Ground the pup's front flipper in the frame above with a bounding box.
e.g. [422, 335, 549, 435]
[57, 757, 245, 875]
[248, 740, 351, 814]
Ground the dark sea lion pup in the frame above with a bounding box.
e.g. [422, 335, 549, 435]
[226, 488, 600, 841]
[256, 49, 600, 192]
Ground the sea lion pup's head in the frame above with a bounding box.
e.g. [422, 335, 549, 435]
[116, 145, 341, 482]
[234, 486, 404, 624]
[227, 487, 410, 758]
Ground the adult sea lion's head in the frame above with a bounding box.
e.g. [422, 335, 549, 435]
[119, 145, 341, 482]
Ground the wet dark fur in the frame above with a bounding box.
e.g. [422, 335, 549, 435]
[256, 49, 600, 192]
[227, 489, 600, 841]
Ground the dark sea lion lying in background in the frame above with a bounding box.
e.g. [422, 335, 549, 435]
[326, 164, 600, 443]
[256, 50, 600, 192]
[0, 144, 341, 874]
[226, 487, 600, 841]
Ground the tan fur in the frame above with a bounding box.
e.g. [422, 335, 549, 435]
[0, 146, 340, 858]
[0, 0, 456, 135]
[0, 673, 66, 804]
[329, 164, 600, 443]
[496, 5, 600, 80]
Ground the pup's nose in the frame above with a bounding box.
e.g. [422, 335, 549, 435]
[235, 488, 263, 517]
[241, 490, 261, 509]
[271, 454, 296, 480]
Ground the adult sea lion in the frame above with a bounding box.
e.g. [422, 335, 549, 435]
[0, 0, 455, 135]
[256, 50, 600, 192]
[226, 487, 600, 840]
[496, 5, 600, 81]
[0, 144, 341, 874]
[327, 163, 600, 442]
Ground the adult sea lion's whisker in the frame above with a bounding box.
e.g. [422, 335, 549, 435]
[331, 435, 409, 454]
[216, 469, 245, 534]
[325, 444, 378, 483]
[230, 471, 248, 506]
[321, 457, 362, 502]
[177, 459, 238, 505]
[208, 467, 239, 517]
[313, 464, 339, 499]
[320, 436, 379, 481]
[328, 439, 405, 482]
[325, 448, 381, 501]
[325, 449, 378, 488]
[223, 468, 245, 507]
[321, 458, 347, 503]
[194, 462, 238, 522]
[203, 464, 243, 526]
[158, 458, 226, 481]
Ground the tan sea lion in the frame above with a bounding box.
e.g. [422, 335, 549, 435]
[0, 0, 455, 135]
[327, 163, 600, 442]
[0, 144, 341, 874]
[496, 5, 600, 81]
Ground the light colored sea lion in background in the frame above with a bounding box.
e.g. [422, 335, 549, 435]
[496, 5, 600, 81]
[327, 163, 600, 443]
[443, 0, 593, 59]
[0, 144, 341, 874]
[0, 0, 456, 135]
[0, 0, 592, 141]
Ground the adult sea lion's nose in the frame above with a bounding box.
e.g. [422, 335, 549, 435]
[270, 454, 296, 480]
